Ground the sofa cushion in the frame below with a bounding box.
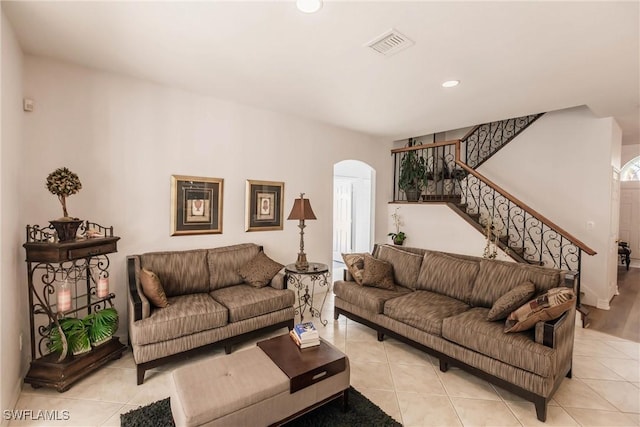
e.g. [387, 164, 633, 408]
[487, 281, 536, 321]
[442, 307, 555, 377]
[333, 280, 412, 314]
[139, 268, 169, 308]
[131, 293, 228, 346]
[505, 287, 575, 333]
[362, 254, 396, 290]
[383, 291, 470, 336]
[140, 249, 209, 296]
[376, 245, 423, 289]
[470, 259, 563, 308]
[416, 251, 479, 303]
[238, 251, 284, 288]
[342, 253, 366, 285]
[208, 244, 261, 291]
[210, 285, 295, 323]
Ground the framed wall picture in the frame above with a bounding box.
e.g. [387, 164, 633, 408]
[171, 175, 223, 236]
[246, 180, 284, 232]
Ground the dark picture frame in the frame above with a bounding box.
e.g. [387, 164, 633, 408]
[171, 175, 223, 236]
[246, 180, 284, 232]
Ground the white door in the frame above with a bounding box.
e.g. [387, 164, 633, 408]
[333, 178, 353, 261]
[619, 182, 640, 262]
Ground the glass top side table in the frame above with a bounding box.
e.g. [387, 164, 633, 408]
[285, 262, 331, 326]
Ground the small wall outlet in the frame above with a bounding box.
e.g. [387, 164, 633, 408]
[23, 98, 34, 112]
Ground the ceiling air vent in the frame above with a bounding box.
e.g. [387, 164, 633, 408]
[366, 29, 414, 56]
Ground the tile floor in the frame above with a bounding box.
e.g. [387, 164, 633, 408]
[9, 291, 640, 427]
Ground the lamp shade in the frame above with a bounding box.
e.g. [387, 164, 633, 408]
[287, 194, 316, 221]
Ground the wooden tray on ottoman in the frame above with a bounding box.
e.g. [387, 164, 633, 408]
[257, 334, 346, 393]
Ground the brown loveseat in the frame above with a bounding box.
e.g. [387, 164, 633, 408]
[334, 244, 576, 422]
[127, 243, 295, 384]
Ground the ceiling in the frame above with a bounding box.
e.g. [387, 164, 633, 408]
[3, 1, 639, 144]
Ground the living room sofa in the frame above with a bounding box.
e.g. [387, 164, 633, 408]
[127, 243, 295, 384]
[334, 244, 577, 422]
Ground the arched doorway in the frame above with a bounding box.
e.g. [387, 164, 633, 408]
[332, 160, 375, 266]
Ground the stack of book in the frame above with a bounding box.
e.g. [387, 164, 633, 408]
[289, 322, 320, 349]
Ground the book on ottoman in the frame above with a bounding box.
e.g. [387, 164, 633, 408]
[291, 322, 320, 348]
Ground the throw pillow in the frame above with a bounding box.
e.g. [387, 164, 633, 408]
[362, 254, 396, 290]
[342, 253, 366, 285]
[139, 268, 169, 308]
[487, 281, 536, 321]
[238, 251, 284, 288]
[504, 287, 575, 333]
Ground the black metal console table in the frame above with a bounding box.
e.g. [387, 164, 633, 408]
[285, 262, 331, 326]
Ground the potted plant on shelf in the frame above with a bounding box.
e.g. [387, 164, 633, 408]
[46, 167, 83, 241]
[48, 308, 119, 360]
[388, 207, 407, 245]
[398, 139, 427, 202]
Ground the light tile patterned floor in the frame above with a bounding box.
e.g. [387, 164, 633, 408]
[9, 291, 640, 426]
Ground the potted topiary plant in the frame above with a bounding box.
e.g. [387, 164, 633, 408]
[398, 139, 427, 202]
[46, 167, 83, 241]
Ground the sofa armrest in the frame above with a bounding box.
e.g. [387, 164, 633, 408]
[563, 271, 579, 294]
[270, 272, 286, 290]
[127, 256, 151, 322]
[534, 304, 576, 348]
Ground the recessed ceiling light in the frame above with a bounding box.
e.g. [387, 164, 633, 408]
[442, 80, 460, 88]
[297, 0, 322, 13]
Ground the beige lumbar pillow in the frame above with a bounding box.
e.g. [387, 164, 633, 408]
[487, 281, 536, 321]
[504, 287, 575, 333]
[139, 268, 169, 308]
[238, 251, 284, 288]
[342, 253, 366, 285]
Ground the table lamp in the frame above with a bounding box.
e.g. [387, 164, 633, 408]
[287, 193, 316, 270]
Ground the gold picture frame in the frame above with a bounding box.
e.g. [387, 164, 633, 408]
[245, 180, 284, 232]
[171, 175, 223, 236]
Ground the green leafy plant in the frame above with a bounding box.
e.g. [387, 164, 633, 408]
[48, 308, 118, 358]
[46, 167, 82, 219]
[398, 139, 427, 201]
[84, 308, 119, 346]
[48, 318, 91, 357]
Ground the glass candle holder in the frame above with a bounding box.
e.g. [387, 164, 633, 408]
[97, 276, 109, 298]
[57, 279, 72, 313]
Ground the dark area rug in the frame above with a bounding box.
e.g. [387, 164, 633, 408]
[121, 386, 402, 427]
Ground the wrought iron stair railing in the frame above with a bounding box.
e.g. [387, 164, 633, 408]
[463, 113, 544, 169]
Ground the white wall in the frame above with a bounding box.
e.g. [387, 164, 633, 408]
[477, 106, 621, 308]
[386, 203, 512, 261]
[21, 56, 392, 342]
[621, 144, 639, 165]
[1, 8, 26, 423]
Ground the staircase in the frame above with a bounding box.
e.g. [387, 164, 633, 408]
[391, 114, 596, 324]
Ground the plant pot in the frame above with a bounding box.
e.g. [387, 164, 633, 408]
[393, 239, 404, 246]
[405, 188, 420, 202]
[50, 218, 83, 242]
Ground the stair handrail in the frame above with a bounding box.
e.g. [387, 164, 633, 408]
[454, 159, 597, 256]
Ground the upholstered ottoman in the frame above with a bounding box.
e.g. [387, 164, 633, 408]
[170, 343, 350, 427]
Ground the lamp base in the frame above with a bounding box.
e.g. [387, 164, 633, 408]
[295, 252, 309, 271]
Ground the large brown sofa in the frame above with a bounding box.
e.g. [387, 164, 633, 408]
[334, 244, 576, 422]
[127, 243, 295, 384]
